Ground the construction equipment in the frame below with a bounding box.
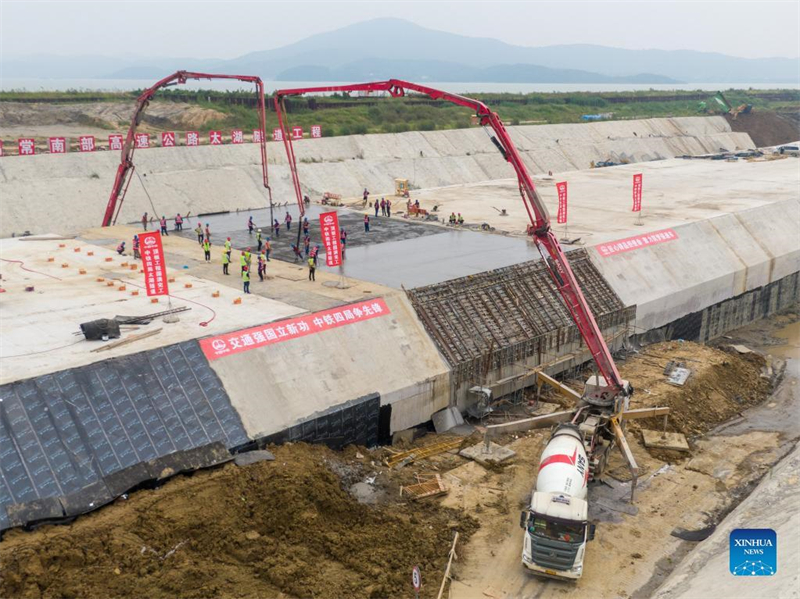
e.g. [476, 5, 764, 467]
[710, 91, 753, 119]
[272, 80, 666, 579]
[101, 71, 273, 227]
[395, 178, 410, 196]
[520, 424, 594, 580]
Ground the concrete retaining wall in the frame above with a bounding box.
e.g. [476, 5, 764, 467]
[592, 199, 800, 334]
[207, 294, 450, 439]
[0, 117, 753, 238]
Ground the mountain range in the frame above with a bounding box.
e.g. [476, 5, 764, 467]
[3, 18, 798, 84]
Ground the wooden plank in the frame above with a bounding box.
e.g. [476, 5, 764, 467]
[91, 328, 162, 353]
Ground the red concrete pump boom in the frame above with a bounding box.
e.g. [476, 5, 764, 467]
[274, 80, 627, 401]
[102, 70, 271, 227]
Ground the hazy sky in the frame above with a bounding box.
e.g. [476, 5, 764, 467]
[2, 0, 798, 60]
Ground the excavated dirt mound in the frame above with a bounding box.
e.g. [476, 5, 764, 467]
[619, 341, 771, 437]
[0, 444, 477, 599]
[0, 101, 228, 133]
[725, 110, 800, 147]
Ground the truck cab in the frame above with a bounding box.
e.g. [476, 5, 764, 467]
[520, 492, 594, 580]
[520, 424, 595, 580]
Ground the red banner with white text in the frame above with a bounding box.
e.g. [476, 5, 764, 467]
[320, 211, 342, 267]
[556, 181, 568, 224]
[596, 228, 678, 257]
[200, 298, 391, 360]
[139, 231, 169, 296]
[632, 173, 643, 212]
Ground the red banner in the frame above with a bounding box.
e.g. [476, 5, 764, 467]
[272, 128, 283, 142]
[291, 126, 304, 140]
[596, 228, 678, 257]
[78, 135, 96, 152]
[209, 130, 223, 145]
[186, 131, 199, 147]
[231, 129, 244, 144]
[0, 140, 3, 156]
[200, 298, 391, 360]
[135, 133, 150, 149]
[139, 231, 169, 296]
[161, 131, 176, 147]
[18, 138, 35, 156]
[320, 211, 342, 267]
[311, 125, 322, 139]
[632, 173, 643, 212]
[253, 129, 263, 143]
[556, 181, 568, 224]
[108, 134, 123, 151]
[49, 137, 67, 154]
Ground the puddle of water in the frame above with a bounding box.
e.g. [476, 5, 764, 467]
[771, 320, 800, 360]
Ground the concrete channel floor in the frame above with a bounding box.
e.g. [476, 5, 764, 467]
[172, 203, 559, 290]
[402, 156, 800, 244]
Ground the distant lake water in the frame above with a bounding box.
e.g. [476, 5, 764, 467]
[2, 78, 798, 94]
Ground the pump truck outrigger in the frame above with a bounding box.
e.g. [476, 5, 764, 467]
[273, 80, 669, 582]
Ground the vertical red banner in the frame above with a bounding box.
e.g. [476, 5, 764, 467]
[319, 211, 342, 267]
[632, 173, 643, 212]
[139, 231, 169, 296]
[18, 138, 35, 156]
[556, 181, 568, 224]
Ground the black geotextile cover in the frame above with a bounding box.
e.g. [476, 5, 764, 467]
[0, 339, 248, 531]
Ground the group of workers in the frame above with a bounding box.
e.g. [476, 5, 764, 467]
[448, 212, 465, 226]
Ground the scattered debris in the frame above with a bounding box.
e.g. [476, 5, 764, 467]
[729, 344, 753, 354]
[432, 406, 465, 433]
[385, 438, 465, 468]
[233, 449, 276, 466]
[671, 525, 716, 542]
[401, 474, 448, 500]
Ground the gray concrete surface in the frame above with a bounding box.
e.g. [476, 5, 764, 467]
[0, 117, 752, 238]
[318, 227, 549, 289]
[207, 294, 450, 436]
[653, 445, 799, 599]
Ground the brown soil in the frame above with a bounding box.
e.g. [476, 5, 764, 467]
[618, 341, 771, 437]
[725, 110, 800, 147]
[0, 101, 228, 134]
[0, 444, 477, 599]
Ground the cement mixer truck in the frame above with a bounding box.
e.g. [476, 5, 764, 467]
[519, 423, 596, 580]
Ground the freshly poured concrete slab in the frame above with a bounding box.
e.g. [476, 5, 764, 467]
[318, 228, 546, 289]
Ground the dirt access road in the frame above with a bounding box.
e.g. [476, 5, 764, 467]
[446, 327, 797, 599]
